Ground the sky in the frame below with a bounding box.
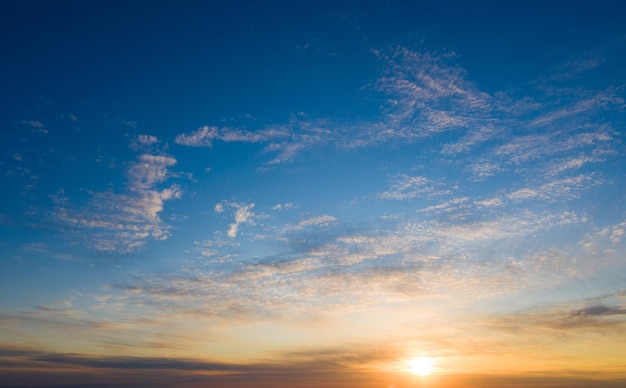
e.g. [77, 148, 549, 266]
[1, 1, 626, 387]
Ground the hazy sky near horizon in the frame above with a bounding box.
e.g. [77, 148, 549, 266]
[1, 1, 626, 387]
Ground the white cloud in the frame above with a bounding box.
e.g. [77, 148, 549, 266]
[530, 92, 623, 127]
[213, 202, 256, 238]
[581, 219, 626, 253]
[283, 215, 337, 233]
[174, 125, 219, 147]
[171, 47, 499, 164]
[272, 203, 297, 211]
[137, 134, 158, 145]
[380, 175, 449, 200]
[486, 126, 614, 182]
[416, 197, 469, 213]
[494, 134, 553, 164]
[372, 46, 493, 141]
[168, 46, 622, 176]
[52, 153, 181, 252]
[109, 205, 593, 322]
[507, 174, 598, 202]
[233, 204, 254, 224]
[474, 198, 504, 208]
[160, 185, 182, 201]
[442, 125, 499, 155]
[466, 161, 504, 180]
[553, 55, 605, 80]
[545, 156, 599, 176]
[127, 154, 177, 191]
[175, 122, 325, 165]
[227, 224, 239, 239]
[175, 125, 294, 148]
[21, 120, 44, 128]
[130, 134, 160, 150]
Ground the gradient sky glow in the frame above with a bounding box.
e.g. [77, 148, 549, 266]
[2, 1, 626, 387]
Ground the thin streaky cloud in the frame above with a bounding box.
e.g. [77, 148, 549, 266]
[282, 215, 337, 233]
[52, 152, 181, 252]
[2, 4, 626, 386]
[21, 120, 44, 128]
[379, 175, 450, 200]
[530, 91, 624, 127]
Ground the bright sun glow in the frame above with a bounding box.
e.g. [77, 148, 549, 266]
[407, 357, 435, 376]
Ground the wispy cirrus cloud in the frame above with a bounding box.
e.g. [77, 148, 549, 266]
[21, 120, 44, 128]
[173, 46, 496, 164]
[20, 119, 48, 134]
[463, 123, 617, 186]
[490, 298, 626, 334]
[553, 54, 606, 81]
[108, 204, 590, 323]
[507, 174, 599, 202]
[282, 215, 337, 233]
[172, 44, 622, 176]
[79, 43, 624, 347]
[379, 175, 450, 200]
[52, 139, 181, 253]
[176, 119, 332, 165]
[529, 91, 624, 127]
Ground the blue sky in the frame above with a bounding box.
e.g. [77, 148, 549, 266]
[1, 1, 626, 387]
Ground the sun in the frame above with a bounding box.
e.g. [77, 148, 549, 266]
[407, 357, 435, 376]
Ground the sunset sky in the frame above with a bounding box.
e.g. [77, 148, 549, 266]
[1, 1, 626, 387]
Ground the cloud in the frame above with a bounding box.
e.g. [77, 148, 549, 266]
[122, 120, 137, 128]
[530, 91, 624, 127]
[283, 215, 337, 233]
[471, 123, 616, 184]
[0, 344, 393, 387]
[491, 300, 626, 333]
[175, 125, 295, 148]
[52, 153, 181, 252]
[175, 125, 219, 146]
[507, 174, 599, 202]
[581, 218, 626, 250]
[379, 175, 449, 200]
[556, 55, 606, 79]
[474, 198, 503, 208]
[110, 204, 590, 323]
[542, 52, 606, 83]
[136, 134, 159, 145]
[416, 197, 469, 214]
[175, 121, 329, 166]
[168, 43, 623, 177]
[21, 120, 44, 128]
[30, 42, 619, 350]
[172, 46, 498, 164]
[272, 203, 298, 211]
[20, 119, 48, 134]
[442, 124, 500, 155]
[127, 154, 177, 190]
[545, 155, 600, 176]
[214, 201, 256, 238]
[130, 134, 160, 150]
[466, 161, 504, 180]
[574, 305, 626, 317]
[372, 46, 493, 141]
